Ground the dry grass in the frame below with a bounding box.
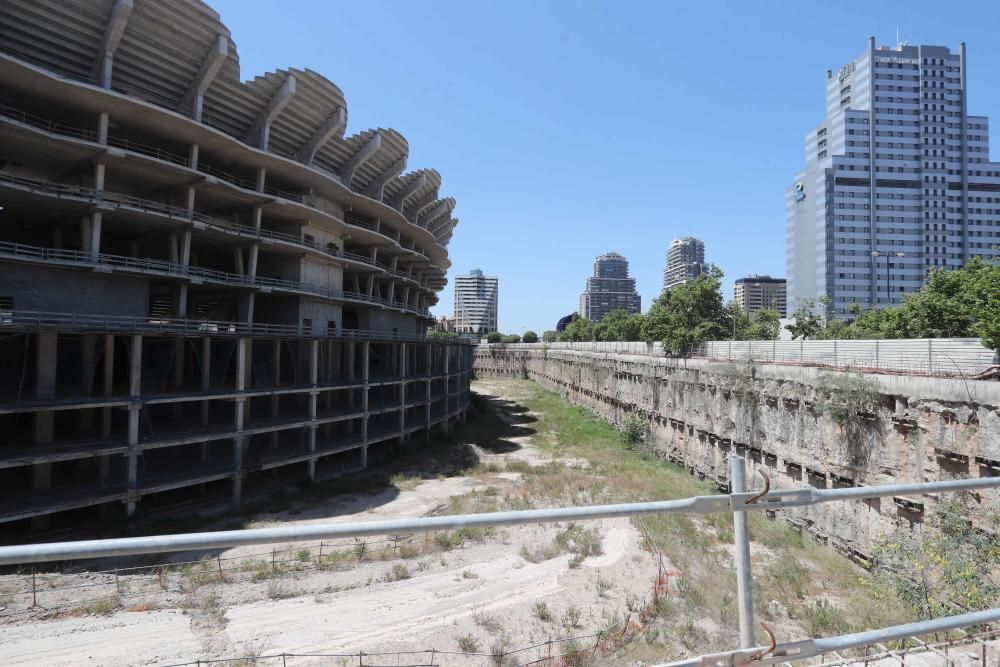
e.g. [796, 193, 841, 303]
[473, 379, 910, 660]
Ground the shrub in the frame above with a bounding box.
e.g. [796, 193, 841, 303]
[620, 411, 648, 449]
[562, 604, 582, 629]
[386, 564, 411, 582]
[531, 600, 553, 622]
[801, 598, 851, 636]
[266, 581, 294, 600]
[457, 634, 480, 653]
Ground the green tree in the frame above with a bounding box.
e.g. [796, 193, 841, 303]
[485, 332, 503, 344]
[500, 334, 521, 344]
[593, 310, 644, 341]
[837, 259, 999, 350]
[427, 328, 459, 340]
[746, 308, 781, 340]
[727, 301, 751, 340]
[542, 330, 558, 343]
[869, 501, 1000, 621]
[522, 331, 539, 343]
[785, 299, 824, 340]
[560, 314, 595, 342]
[642, 268, 730, 355]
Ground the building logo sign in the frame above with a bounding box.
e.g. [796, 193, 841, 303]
[875, 56, 918, 65]
[793, 182, 806, 202]
[838, 62, 855, 81]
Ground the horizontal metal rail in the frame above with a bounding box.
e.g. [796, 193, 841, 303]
[659, 608, 1000, 666]
[0, 309, 459, 342]
[0, 475, 995, 566]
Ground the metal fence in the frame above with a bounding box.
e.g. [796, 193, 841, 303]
[486, 338, 998, 378]
[0, 459, 997, 666]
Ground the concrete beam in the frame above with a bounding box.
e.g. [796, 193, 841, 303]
[93, 0, 134, 88]
[362, 156, 406, 201]
[388, 173, 426, 211]
[245, 74, 297, 149]
[296, 106, 346, 165]
[431, 217, 456, 236]
[405, 192, 437, 223]
[340, 133, 382, 189]
[180, 34, 228, 121]
[419, 201, 450, 229]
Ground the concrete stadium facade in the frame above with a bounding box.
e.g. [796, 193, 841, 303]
[0, 0, 472, 538]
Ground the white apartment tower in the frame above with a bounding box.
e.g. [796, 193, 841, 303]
[454, 269, 498, 334]
[663, 237, 707, 290]
[787, 39, 1000, 317]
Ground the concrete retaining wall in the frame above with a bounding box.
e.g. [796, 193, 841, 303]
[474, 344, 1000, 559]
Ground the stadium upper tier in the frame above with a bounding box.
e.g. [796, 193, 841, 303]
[0, 0, 458, 282]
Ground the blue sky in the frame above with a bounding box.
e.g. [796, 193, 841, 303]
[212, 0, 1000, 334]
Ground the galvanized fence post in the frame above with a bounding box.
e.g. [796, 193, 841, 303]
[730, 454, 755, 647]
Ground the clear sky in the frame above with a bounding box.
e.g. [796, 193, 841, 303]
[211, 0, 1000, 334]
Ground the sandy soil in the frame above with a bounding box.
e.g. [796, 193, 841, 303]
[0, 383, 663, 666]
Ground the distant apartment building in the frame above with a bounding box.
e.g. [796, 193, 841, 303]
[734, 275, 787, 317]
[787, 39, 1000, 318]
[454, 269, 498, 334]
[435, 316, 455, 332]
[663, 237, 707, 290]
[579, 252, 641, 322]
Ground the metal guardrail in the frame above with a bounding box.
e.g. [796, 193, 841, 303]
[0, 464, 995, 666]
[0, 310, 454, 342]
[0, 160, 433, 290]
[0, 238, 431, 316]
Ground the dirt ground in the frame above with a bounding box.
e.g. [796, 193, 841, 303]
[0, 382, 663, 666]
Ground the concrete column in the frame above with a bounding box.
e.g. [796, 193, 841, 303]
[271, 339, 281, 449]
[89, 212, 103, 260]
[234, 247, 245, 275]
[173, 338, 185, 390]
[248, 245, 259, 279]
[232, 337, 249, 505]
[238, 294, 255, 324]
[184, 187, 196, 216]
[308, 339, 318, 480]
[399, 343, 407, 442]
[366, 275, 375, 298]
[252, 207, 262, 233]
[32, 332, 57, 482]
[94, 162, 106, 191]
[388, 281, 396, 305]
[255, 168, 266, 193]
[101, 335, 115, 436]
[442, 344, 450, 431]
[79, 334, 97, 431]
[169, 233, 179, 264]
[200, 336, 211, 464]
[361, 341, 369, 467]
[125, 334, 142, 517]
[425, 345, 432, 440]
[176, 284, 188, 318]
[99, 335, 114, 483]
[188, 144, 199, 170]
[97, 112, 109, 145]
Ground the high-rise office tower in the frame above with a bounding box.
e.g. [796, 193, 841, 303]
[734, 276, 787, 317]
[579, 252, 641, 322]
[787, 39, 1000, 317]
[663, 237, 706, 290]
[454, 269, 498, 334]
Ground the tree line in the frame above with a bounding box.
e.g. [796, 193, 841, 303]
[477, 259, 998, 353]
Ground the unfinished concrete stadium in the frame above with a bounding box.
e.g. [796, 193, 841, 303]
[0, 0, 472, 538]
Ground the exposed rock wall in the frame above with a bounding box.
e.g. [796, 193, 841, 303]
[475, 345, 1000, 559]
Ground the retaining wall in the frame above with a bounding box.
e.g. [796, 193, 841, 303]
[474, 344, 1000, 559]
